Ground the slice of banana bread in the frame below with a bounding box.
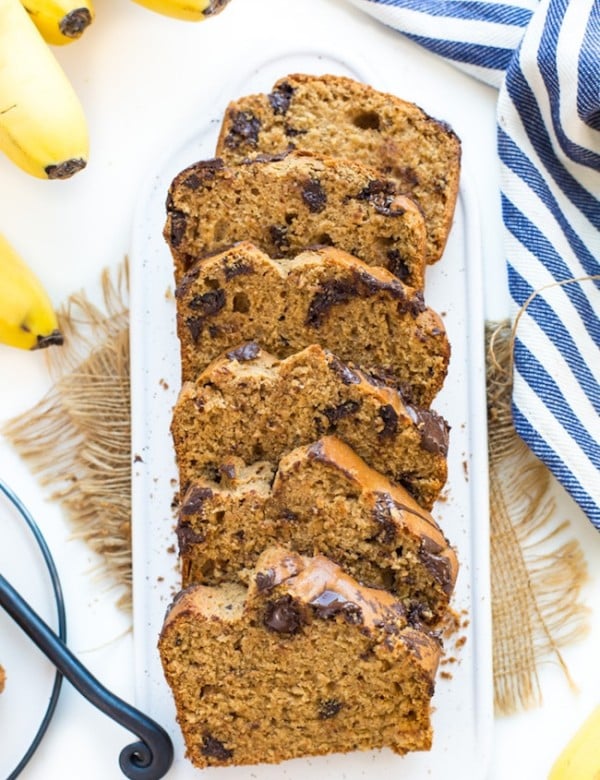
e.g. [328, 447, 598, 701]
[178, 435, 458, 623]
[164, 150, 427, 288]
[159, 547, 441, 768]
[171, 343, 449, 510]
[216, 73, 461, 264]
[175, 242, 450, 406]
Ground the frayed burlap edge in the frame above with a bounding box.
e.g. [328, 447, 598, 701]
[487, 320, 590, 714]
[1, 264, 592, 712]
[2, 262, 132, 608]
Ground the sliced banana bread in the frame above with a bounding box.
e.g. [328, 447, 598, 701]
[171, 343, 449, 510]
[178, 435, 458, 623]
[159, 546, 441, 768]
[176, 242, 449, 405]
[164, 150, 427, 288]
[216, 73, 461, 264]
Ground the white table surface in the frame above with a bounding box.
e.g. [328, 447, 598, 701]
[0, 0, 598, 777]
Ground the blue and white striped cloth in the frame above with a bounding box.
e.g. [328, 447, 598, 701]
[347, 0, 600, 529]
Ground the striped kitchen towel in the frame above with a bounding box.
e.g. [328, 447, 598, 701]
[346, 0, 600, 529]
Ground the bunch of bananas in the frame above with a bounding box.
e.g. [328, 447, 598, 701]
[0, 0, 231, 181]
[0, 0, 232, 352]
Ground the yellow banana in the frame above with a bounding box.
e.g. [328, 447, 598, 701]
[0, 0, 88, 179]
[0, 233, 63, 350]
[20, 0, 94, 46]
[549, 705, 600, 780]
[130, 0, 228, 23]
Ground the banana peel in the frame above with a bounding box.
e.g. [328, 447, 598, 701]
[0, 233, 63, 350]
[549, 705, 600, 780]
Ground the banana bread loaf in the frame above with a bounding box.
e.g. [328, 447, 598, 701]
[159, 546, 442, 768]
[164, 150, 427, 288]
[175, 241, 450, 406]
[171, 343, 449, 510]
[216, 73, 461, 264]
[178, 435, 458, 623]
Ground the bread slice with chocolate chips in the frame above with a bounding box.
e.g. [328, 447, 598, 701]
[175, 242, 450, 406]
[171, 343, 449, 510]
[177, 435, 458, 624]
[159, 546, 441, 768]
[164, 150, 427, 288]
[216, 73, 461, 264]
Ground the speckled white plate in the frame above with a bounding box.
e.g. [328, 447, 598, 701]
[129, 44, 492, 780]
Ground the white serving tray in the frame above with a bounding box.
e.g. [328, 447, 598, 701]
[130, 47, 492, 780]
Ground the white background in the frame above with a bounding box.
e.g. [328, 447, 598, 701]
[0, 0, 598, 777]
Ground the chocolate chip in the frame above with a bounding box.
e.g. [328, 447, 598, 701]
[183, 173, 202, 190]
[396, 166, 420, 189]
[284, 125, 306, 137]
[328, 355, 361, 386]
[306, 278, 356, 327]
[255, 568, 276, 592]
[193, 158, 225, 178]
[176, 524, 206, 555]
[419, 536, 453, 596]
[301, 179, 327, 213]
[180, 486, 213, 515]
[226, 342, 260, 362]
[310, 589, 363, 623]
[405, 406, 450, 456]
[188, 289, 225, 315]
[269, 224, 289, 251]
[318, 699, 343, 719]
[250, 150, 292, 164]
[223, 260, 253, 280]
[224, 110, 262, 149]
[371, 493, 398, 544]
[168, 209, 187, 248]
[387, 250, 410, 282]
[378, 404, 399, 438]
[268, 82, 295, 115]
[356, 179, 405, 216]
[263, 595, 303, 634]
[201, 734, 233, 761]
[186, 316, 202, 343]
[323, 400, 361, 429]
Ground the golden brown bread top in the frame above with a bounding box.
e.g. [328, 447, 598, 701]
[290, 436, 459, 590]
[251, 547, 408, 631]
[162, 547, 442, 677]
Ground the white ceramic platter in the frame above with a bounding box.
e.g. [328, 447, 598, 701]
[130, 46, 492, 780]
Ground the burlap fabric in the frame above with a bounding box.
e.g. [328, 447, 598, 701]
[3, 265, 590, 713]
